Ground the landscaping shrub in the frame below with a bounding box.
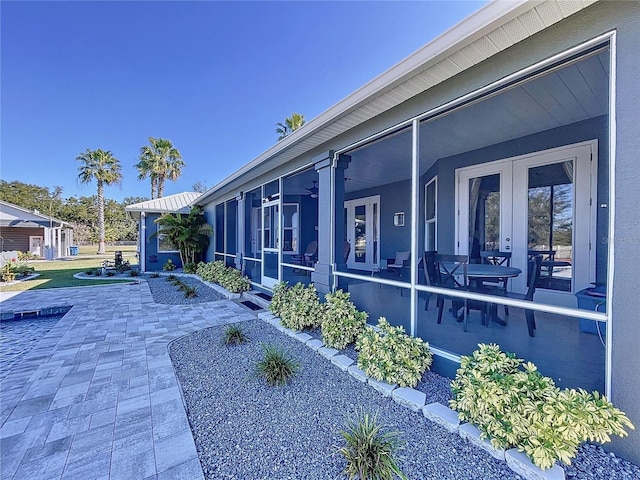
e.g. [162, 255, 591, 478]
[356, 318, 432, 388]
[255, 343, 299, 386]
[18, 251, 39, 261]
[183, 262, 198, 274]
[450, 343, 634, 470]
[1, 261, 34, 282]
[322, 290, 367, 349]
[150, 272, 160, 278]
[163, 259, 176, 271]
[338, 409, 407, 480]
[222, 324, 249, 346]
[269, 282, 290, 318]
[196, 261, 250, 293]
[277, 282, 324, 331]
[1, 264, 16, 282]
[183, 285, 198, 298]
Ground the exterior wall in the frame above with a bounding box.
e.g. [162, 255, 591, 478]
[197, 2, 640, 462]
[0, 226, 44, 253]
[606, 1, 640, 464]
[143, 213, 182, 271]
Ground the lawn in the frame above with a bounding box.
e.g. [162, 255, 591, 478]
[0, 253, 138, 292]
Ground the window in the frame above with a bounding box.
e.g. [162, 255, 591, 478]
[425, 177, 437, 251]
[157, 225, 178, 252]
[282, 204, 299, 253]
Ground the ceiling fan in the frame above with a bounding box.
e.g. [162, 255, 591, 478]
[306, 180, 318, 198]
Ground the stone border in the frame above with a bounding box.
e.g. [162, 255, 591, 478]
[72, 271, 242, 300]
[0, 272, 40, 287]
[257, 311, 566, 480]
[0, 304, 72, 321]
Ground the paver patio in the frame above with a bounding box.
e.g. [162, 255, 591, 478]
[0, 281, 256, 479]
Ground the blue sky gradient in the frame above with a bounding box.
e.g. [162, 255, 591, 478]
[1, 1, 485, 202]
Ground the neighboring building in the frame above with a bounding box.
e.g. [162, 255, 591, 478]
[125, 192, 200, 271]
[195, 1, 640, 462]
[0, 200, 73, 258]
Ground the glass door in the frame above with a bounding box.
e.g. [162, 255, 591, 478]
[345, 195, 380, 271]
[512, 143, 595, 305]
[457, 164, 513, 262]
[262, 200, 280, 288]
[458, 142, 596, 306]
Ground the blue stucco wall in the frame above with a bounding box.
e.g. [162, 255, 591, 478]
[143, 213, 182, 271]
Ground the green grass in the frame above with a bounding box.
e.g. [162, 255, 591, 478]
[0, 257, 136, 292]
[77, 244, 137, 256]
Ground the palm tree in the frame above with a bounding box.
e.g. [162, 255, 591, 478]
[76, 148, 122, 254]
[276, 113, 305, 141]
[154, 206, 211, 266]
[135, 137, 184, 199]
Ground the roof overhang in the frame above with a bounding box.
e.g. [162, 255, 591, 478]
[125, 192, 201, 219]
[197, 0, 597, 205]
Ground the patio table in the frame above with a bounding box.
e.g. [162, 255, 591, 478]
[441, 263, 522, 326]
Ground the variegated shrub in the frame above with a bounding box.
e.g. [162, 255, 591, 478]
[450, 343, 634, 470]
[322, 290, 368, 350]
[356, 318, 432, 388]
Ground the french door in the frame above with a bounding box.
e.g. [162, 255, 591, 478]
[345, 195, 380, 271]
[262, 200, 279, 288]
[457, 142, 596, 306]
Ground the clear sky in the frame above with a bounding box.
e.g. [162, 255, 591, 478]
[1, 0, 485, 203]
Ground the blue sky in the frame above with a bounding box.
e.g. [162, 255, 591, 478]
[1, 1, 485, 203]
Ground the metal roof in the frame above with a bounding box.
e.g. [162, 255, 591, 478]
[197, 0, 597, 204]
[124, 192, 201, 216]
[0, 200, 70, 228]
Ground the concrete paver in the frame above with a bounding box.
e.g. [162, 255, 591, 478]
[1, 281, 256, 479]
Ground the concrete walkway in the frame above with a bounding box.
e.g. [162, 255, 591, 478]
[0, 281, 256, 479]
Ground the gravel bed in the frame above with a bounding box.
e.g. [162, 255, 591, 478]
[170, 320, 640, 480]
[144, 274, 225, 304]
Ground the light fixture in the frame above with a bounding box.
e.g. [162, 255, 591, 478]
[306, 180, 318, 198]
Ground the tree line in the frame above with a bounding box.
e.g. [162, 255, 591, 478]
[0, 179, 145, 244]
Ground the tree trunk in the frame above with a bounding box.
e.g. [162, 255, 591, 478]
[157, 174, 165, 198]
[97, 181, 106, 254]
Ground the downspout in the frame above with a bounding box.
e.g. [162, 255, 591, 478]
[140, 212, 146, 272]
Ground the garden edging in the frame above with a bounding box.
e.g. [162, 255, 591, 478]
[256, 310, 566, 480]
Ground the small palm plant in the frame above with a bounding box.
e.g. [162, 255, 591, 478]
[338, 409, 407, 480]
[222, 324, 249, 346]
[183, 285, 198, 298]
[255, 343, 299, 386]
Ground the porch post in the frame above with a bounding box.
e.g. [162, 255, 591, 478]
[333, 154, 350, 272]
[235, 193, 244, 271]
[140, 212, 146, 272]
[311, 151, 350, 295]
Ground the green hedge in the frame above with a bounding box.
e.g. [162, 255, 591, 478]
[196, 261, 250, 293]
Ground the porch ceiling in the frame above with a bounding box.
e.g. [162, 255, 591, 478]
[199, 0, 597, 203]
[344, 50, 608, 194]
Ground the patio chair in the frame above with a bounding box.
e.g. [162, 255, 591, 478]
[387, 251, 410, 278]
[422, 251, 438, 310]
[291, 241, 317, 267]
[491, 255, 543, 337]
[479, 250, 512, 315]
[343, 240, 351, 264]
[435, 254, 490, 332]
